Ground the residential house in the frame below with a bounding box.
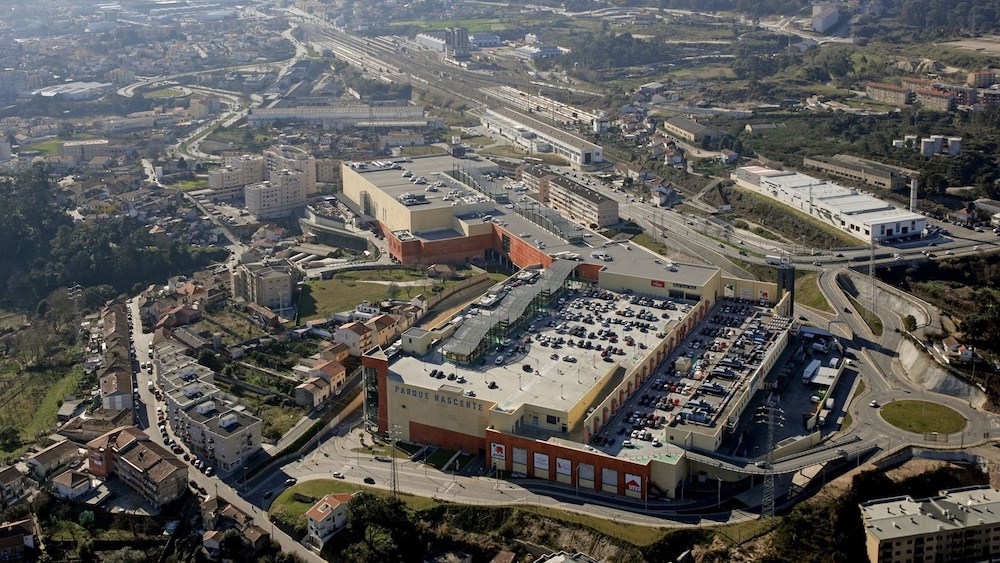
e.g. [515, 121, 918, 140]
[201, 496, 269, 556]
[51, 470, 93, 501]
[87, 426, 188, 508]
[306, 493, 355, 547]
[99, 369, 134, 411]
[155, 304, 203, 329]
[0, 467, 28, 511]
[58, 408, 135, 443]
[26, 440, 83, 481]
[295, 377, 331, 408]
[941, 336, 973, 363]
[719, 149, 739, 164]
[334, 321, 373, 356]
[367, 314, 401, 350]
[0, 519, 34, 562]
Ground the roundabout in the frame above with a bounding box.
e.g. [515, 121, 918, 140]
[879, 400, 968, 435]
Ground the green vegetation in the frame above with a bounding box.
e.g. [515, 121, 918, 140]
[424, 448, 457, 470]
[0, 169, 226, 309]
[795, 274, 834, 313]
[168, 178, 208, 191]
[401, 145, 448, 157]
[26, 134, 96, 155]
[846, 294, 884, 337]
[144, 87, 186, 98]
[880, 400, 967, 434]
[629, 232, 669, 256]
[190, 309, 268, 347]
[704, 186, 859, 249]
[215, 380, 302, 441]
[879, 255, 1000, 355]
[298, 280, 390, 321]
[388, 17, 520, 32]
[0, 363, 84, 453]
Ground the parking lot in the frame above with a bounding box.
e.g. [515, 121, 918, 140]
[590, 298, 792, 459]
[482, 284, 694, 384]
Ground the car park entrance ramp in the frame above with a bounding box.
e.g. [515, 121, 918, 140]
[443, 260, 578, 364]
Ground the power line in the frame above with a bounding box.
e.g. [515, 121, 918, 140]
[756, 399, 784, 520]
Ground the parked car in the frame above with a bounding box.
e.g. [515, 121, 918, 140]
[333, 472, 345, 479]
[284, 478, 297, 486]
[364, 476, 376, 484]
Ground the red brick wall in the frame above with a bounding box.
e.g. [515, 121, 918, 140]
[497, 227, 555, 269]
[409, 422, 486, 453]
[484, 428, 651, 498]
[384, 223, 493, 266]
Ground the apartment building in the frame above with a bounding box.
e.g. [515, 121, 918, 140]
[233, 259, 299, 313]
[178, 400, 261, 475]
[58, 139, 111, 162]
[87, 426, 188, 508]
[245, 168, 310, 219]
[862, 486, 1000, 563]
[208, 154, 265, 199]
[547, 176, 619, 228]
[802, 156, 907, 191]
[968, 70, 997, 88]
[264, 145, 316, 193]
[866, 83, 914, 105]
[901, 77, 937, 91]
[915, 89, 957, 112]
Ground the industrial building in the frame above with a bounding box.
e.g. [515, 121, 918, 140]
[732, 166, 926, 243]
[480, 107, 603, 167]
[481, 86, 609, 132]
[802, 156, 908, 191]
[661, 116, 719, 144]
[861, 486, 1000, 563]
[247, 104, 436, 129]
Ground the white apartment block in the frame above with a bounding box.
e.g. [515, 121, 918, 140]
[178, 400, 261, 474]
[208, 155, 265, 199]
[245, 168, 310, 219]
[264, 145, 317, 193]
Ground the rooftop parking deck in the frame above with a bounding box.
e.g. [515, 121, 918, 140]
[590, 299, 791, 458]
[391, 285, 697, 418]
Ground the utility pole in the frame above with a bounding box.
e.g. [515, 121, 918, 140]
[869, 240, 877, 322]
[756, 399, 784, 520]
[389, 424, 401, 498]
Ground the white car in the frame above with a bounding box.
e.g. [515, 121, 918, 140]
[869, 400, 880, 408]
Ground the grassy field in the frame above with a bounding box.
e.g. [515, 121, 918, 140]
[401, 145, 448, 157]
[880, 400, 967, 434]
[353, 441, 423, 459]
[219, 382, 303, 441]
[0, 363, 84, 450]
[168, 178, 209, 192]
[145, 87, 187, 98]
[424, 448, 457, 470]
[190, 309, 268, 347]
[27, 134, 96, 156]
[297, 280, 392, 321]
[629, 232, 669, 256]
[795, 274, 833, 313]
[337, 269, 429, 283]
[847, 294, 883, 337]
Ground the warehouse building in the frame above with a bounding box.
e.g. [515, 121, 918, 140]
[732, 166, 926, 243]
[661, 116, 719, 144]
[480, 107, 603, 167]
